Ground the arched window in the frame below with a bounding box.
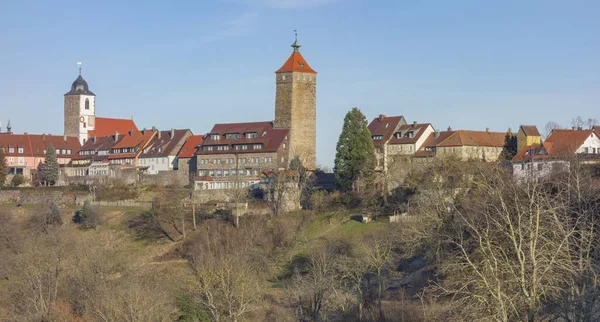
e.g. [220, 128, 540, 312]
[85, 98, 90, 110]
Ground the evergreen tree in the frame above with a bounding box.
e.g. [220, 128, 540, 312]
[0, 147, 7, 186]
[46, 201, 63, 227]
[41, 144, 59, 186]
[334, 107, 376, 192]
[73, 199, 99, 229]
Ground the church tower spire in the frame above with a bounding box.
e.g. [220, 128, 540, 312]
[274, 32, 317, 170]
[64, 62, 96, 145]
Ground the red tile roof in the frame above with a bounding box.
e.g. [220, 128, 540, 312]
[72, 135, 118, 162]
[389, 123, 433, 145]
[519, 125, 541, 137]
[511, 144, 543, 162]
[88, 117, 138, 137]
[367, 115, 406, 146]
[437, 130, 507, 148]
[112, 129, 154, 150]
[199, 121, 288, 154]
[0, 133, 80, 158]
[542, 129, 596, 158]
[177, 135, 205, 158]
[413, 131, 455, 157]
[276, 51, 317, 74]
[140, 129, 191, 158]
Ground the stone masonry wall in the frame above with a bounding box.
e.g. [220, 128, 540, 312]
[64, 95, 80, 138]
[274, 71, 317, 170]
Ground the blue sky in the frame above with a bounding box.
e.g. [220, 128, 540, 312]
[1, 0, 599, 168]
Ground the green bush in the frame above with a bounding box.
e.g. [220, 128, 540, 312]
[11, 174, 25, 187]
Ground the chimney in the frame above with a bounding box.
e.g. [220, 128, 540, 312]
[171, 128, 175, 138]
[142, 128, 146, 135]
[42, 133, 45, 140]
[434, 131, 440, 139]
[378, 114, 385, 122]
[93, 136, 96, 143]
[413, 121, 417, 127]
[63, 134, 66, 142]
[115, 131, 119, 140]
[486, 128, 490, 133]
[508, 127, 513, 136]
[447, 126, 452, 131]
[158, 130, 161, 139]
[572, 126, 577, 131]
[129, 128, 133, 136]
[577, 126, 583, 131]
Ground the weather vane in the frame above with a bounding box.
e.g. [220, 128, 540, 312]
[294, 29, 298, 42]
[77, 62, 82, 75]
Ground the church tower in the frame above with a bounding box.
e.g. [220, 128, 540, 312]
[64, 64, 95, 145]
[274, 34, 317, 170]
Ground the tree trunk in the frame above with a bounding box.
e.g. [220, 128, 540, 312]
[192, 201, 196, 231]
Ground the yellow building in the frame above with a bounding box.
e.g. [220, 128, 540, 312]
[516, 125, 541, 152]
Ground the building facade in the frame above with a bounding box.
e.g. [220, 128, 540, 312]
[64, 73, 96, 145]
[139, 129, 192, 174]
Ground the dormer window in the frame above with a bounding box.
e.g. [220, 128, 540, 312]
[372, 135, 384, 141]
[210, 134, 220, 141]
[225, 133, 241, 140]
[245, 132, 258, 139]
[385, 123, 390, 128]
[262, 131, 267, 137]
[406, 131, 414, 138]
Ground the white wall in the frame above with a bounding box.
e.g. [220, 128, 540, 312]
[576, 133, 600, 154]
[78, 95, 95, 143]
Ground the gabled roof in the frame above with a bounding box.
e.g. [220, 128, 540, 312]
[72, 135, 118, 162]
[511, 144, 543, 162]
[199, 121, 288, 154]
[389, 123, 432, 145]
[0, 133, 80, 158]
[519, 125, 541, 137]
[413, 131, 455, 157]
[276, 51, 317, 74]
[542, 129, 596, 158]
[177, 135, 205, 158]
[88, 117, 139, 137]
[367, 115, 406, 146]
[140, 129, 191, 158]
[437, 130, 507, 148]
[112, 129, 154, 150]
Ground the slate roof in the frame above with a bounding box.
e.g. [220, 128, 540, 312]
[519, 125, 541, 137]
[276, 51, 317, 74]
[389, 123, 432, 145]
[177, 135, 205, 158]
[65, 75, 95, 96]
[140, 129, 191, 158]
[199, 121, 288, 155]
[72, 135, 118, 162]
[0, 133, 80, 158]
[367, 115, 406, 146]
[88, 117, 139, 138]
[437, 130, 507, 148]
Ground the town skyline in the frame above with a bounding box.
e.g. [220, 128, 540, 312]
[2, 0, 599, 168]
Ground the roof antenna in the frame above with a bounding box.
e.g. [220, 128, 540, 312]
[77, 62, 82, 75]
[291, 29, 301, 52]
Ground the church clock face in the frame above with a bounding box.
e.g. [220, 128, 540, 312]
[80, 116, 85, 123]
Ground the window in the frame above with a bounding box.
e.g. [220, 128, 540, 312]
[67, 149, 71, 154]
[18, 147, 23, 153]
[264, 157, 272, 163]
[83, 122, 86, 128]
[198, 169, 207, 176]
[281, 157, 284, 162]
[246, 132, 258, 139]
[254, 168, 260, 176]
[85, 98, 90, 110]
[8, 157, 14, 163]
[246, 168, 252, 176]
[216, 169, 223, 177]
[283, 143, 286, 149]
[385, 123, 390, 128]
[232, 169, 237, 176]
[282, 75, 286, 80]
[224, 169, 230, 177]
[210, 134, 220, 140]
[18, 157, 24, 165]
[372, 135, 383, 140]
[253, 144, 261, 150]
[8, 148, 14, 153]
[208, 170, 215, 176]
[226, 133, 241, 140]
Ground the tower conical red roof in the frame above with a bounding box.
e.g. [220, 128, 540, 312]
[276, 51, 317, 74]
